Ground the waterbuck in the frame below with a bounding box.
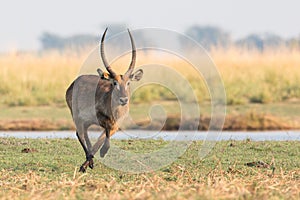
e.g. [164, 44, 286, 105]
[65, 28, 143, 172]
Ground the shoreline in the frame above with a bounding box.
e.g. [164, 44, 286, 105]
[0, 113, 298, 131]
[1, 130, 300, 141]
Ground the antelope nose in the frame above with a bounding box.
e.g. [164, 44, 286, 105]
[119, 97, 128, 105]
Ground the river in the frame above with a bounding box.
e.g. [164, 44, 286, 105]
[0, 130, 300, 141]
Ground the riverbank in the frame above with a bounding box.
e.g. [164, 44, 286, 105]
[0, 112, 297, 131]
[0, 103, 299, 131]
[1, 130, 300, 141]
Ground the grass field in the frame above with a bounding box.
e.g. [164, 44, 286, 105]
[1, 39, 299, 200]
[0, 48, 299, 130]
[212, 48, 300, 105]
[0, 48, 300, 107]
[0, 137, 299, 199]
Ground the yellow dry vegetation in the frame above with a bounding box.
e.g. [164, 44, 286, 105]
[0, 48, 299, 106]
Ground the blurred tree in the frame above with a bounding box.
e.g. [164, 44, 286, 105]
[287, 35, 300, 50]
[263, 33, 285, 47]
[40, 32, 98, 51]
[40, 23, 151, 53]
[236, 33, 285, 51]
[40, 32, 64, 50]
[183, 25, 232, 50]
[63, 34, 98, 49]
[100, 23, 152, 52]
[40, 25, 298, 53]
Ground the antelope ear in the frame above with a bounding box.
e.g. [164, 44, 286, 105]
[97, 68, 110, 80]
[130, 69, 143, 81]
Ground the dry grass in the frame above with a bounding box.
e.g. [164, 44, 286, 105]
[0, 138, 299, 200]
[0, 49, 300, 130]
[0, 51, 81, 106]
[1, 168, 299, 200]
[0, 48, 300, 106]
[211, 48, 300, 104]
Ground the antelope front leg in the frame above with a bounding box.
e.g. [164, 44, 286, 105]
[80, 130, 109, 171]
[100, 128, 110, 158]
[90, 131, 106, 155]
[100, 138, 110, 157]
[87, 131, 106, 169]
[76, 124, 95, 173]
[76, 130, 90, 172]
[100, 127, 117, 157]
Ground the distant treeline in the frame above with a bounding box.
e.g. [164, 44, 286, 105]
[40, 24, 300, 52]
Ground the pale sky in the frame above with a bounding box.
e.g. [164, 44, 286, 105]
[1, 0, 299, 52]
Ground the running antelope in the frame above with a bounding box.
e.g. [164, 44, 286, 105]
[65, 28, 143, 172]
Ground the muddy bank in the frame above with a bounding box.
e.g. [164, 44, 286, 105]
[134, 113, 297, 131]
[0, 119, 75, 131]
[0, 112, 298, 131]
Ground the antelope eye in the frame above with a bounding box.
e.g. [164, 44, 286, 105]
[125, 81, 130, 89]
[113, 81, 120, 90]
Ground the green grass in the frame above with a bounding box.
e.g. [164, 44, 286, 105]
[0, 106, 70, 120]
[0, 137, 299, 199]
[226, 102, 300, 118]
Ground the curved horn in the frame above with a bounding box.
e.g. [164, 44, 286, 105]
[125, 29, 136, 76]
[100, 28, 116, 78]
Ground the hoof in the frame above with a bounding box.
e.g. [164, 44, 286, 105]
[79, 165, 86, 173]
[89, 159, 94, 169]
[79, 159, 91, 173]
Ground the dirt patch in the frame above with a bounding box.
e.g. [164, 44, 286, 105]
[245, 161, 271, 169]
[21, 148, 38, 153]
[0, 113, 298, 131]
[132, 112, 298, 131]
[222, 113, 294, 131]
[0, 119, 75, 131]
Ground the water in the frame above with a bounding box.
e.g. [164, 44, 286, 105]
[0, 130, 300, 141]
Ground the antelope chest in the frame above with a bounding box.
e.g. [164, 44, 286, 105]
[113, 105, 129, 121]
